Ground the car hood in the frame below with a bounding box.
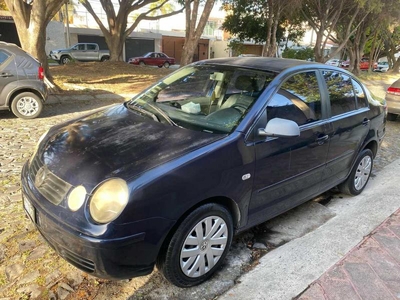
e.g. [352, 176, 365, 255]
[38, 104, 223, 188]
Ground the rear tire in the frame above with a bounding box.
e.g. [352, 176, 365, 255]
[338, 149, 373, 196]
[157, 203, 233, 287]
[101, 56, 109, 62]
[387, 113, 397, 121]
[11, 92, 43, 119]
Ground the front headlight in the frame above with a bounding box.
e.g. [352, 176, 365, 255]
[89, 178, 129, 224]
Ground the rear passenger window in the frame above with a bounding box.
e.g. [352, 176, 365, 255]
[352, 79, 368, 109]
[322, 71, 356, 116]
[87, 44, 97, 50]
[0, 50, 10, 65]
[268, 71, 322, 126]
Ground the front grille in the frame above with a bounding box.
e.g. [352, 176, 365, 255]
[30, 155, 72, 205]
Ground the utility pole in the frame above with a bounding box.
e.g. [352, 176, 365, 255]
[65, 1, 71, 47]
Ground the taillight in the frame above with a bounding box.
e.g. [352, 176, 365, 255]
[38, 66, 44, 80]
[387, 87, 400, 95]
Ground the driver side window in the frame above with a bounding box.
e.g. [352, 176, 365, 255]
[267, 71, 322, 126]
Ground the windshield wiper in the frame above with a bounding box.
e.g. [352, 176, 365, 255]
[127, 102, 159, 122]
[146, 102, 179, 127]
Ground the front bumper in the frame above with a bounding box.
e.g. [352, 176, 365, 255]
[21, 162, 175, 280]
[49, 53, 61, 61]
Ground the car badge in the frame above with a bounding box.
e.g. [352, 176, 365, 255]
[35, 166, 48, 188]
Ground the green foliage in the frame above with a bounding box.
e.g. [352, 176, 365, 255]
[222, 0, 269, 43]
[282, 47, 314, 61]
[226, 39, 245, 55]
[0, 0, 7, 10]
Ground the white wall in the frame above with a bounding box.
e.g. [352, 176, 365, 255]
[46, 21, 66, 54]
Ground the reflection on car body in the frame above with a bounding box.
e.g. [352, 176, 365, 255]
[21, 57, 386, 288]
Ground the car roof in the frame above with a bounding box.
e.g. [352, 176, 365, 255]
[195, 57, 319, 73]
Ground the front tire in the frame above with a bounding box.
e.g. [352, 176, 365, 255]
[338, 149, 373, 196]
[11, 92, 43, 119]
[139, 61, 145, 66]
[60, 55, 71, 65]
[163, 62, 170, 68]
[158, 203, 233, 287]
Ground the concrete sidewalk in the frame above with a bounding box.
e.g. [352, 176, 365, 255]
[219, 159, 400, 300]
[299, 210, 400, 300]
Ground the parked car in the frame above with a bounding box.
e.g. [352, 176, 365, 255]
[341, 60, 350, 68]
[341, 58, 377, 70]
[0, 42, 47, 119]
[325, 59, 341, 67]
[21, 58, 386, 288]
[49, 43, 110, 65]
[374, 61, 389, 72]
[128, 52, 175, 68]
[385, 78, 400, 121]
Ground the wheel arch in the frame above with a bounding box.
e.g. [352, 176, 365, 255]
[363, 139, 379, 158]
[157, 196, 241, 262]
[8, 88, 44, 107]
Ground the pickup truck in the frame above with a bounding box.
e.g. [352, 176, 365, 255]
[49, 43, 110, 65]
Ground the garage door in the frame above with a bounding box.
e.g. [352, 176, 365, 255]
[77, 35, 108, 50]
[0, 22, 20, 46]
[125, 39, 154, 61]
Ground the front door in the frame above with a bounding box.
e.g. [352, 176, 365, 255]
[248, 71, 331, 226]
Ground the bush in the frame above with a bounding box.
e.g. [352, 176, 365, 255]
[282, 47, 314, 61]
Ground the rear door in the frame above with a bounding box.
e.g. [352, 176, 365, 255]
[85, 44, 98, 61]
[248, 70, 331, 225]
[320, 70, 370, 190]
[0, 49, 16, 107]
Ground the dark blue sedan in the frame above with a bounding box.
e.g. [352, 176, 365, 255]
[21, 58, 386, 287]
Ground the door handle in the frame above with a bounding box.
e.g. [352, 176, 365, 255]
[362, 118, 370, 126]
[316, 134, 329, 145]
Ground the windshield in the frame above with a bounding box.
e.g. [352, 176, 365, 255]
[127, 64, 276, 134]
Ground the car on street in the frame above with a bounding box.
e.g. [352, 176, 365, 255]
[0, 42, 47, 119]
[385, 78, 400, 121]
[128, 52, 175, 68]
[341, 58, 377, 70]
[374, 61, 389, 72]
[49, 43, 110, 65]
[21, 57, 386, 287]
[325, 59, 341, 67]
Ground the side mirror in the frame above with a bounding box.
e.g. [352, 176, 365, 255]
[258, 118, 300, 137]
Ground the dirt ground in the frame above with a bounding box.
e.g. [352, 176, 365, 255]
[50, 61, 174, 95]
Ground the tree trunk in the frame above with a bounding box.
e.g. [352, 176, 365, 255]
[5, 0, 64, 90]
[180, 0, 215, 66]
[104, 33, 125, 61]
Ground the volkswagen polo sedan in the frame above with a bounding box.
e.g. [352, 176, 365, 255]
[21, 58, 386, 287]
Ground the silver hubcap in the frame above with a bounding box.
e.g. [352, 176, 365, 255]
[180, 216, 228, 278]
[354, 155, 372, 191]
[17, 97, 39, 116]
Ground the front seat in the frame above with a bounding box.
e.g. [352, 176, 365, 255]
[220, 75, 256, 112]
